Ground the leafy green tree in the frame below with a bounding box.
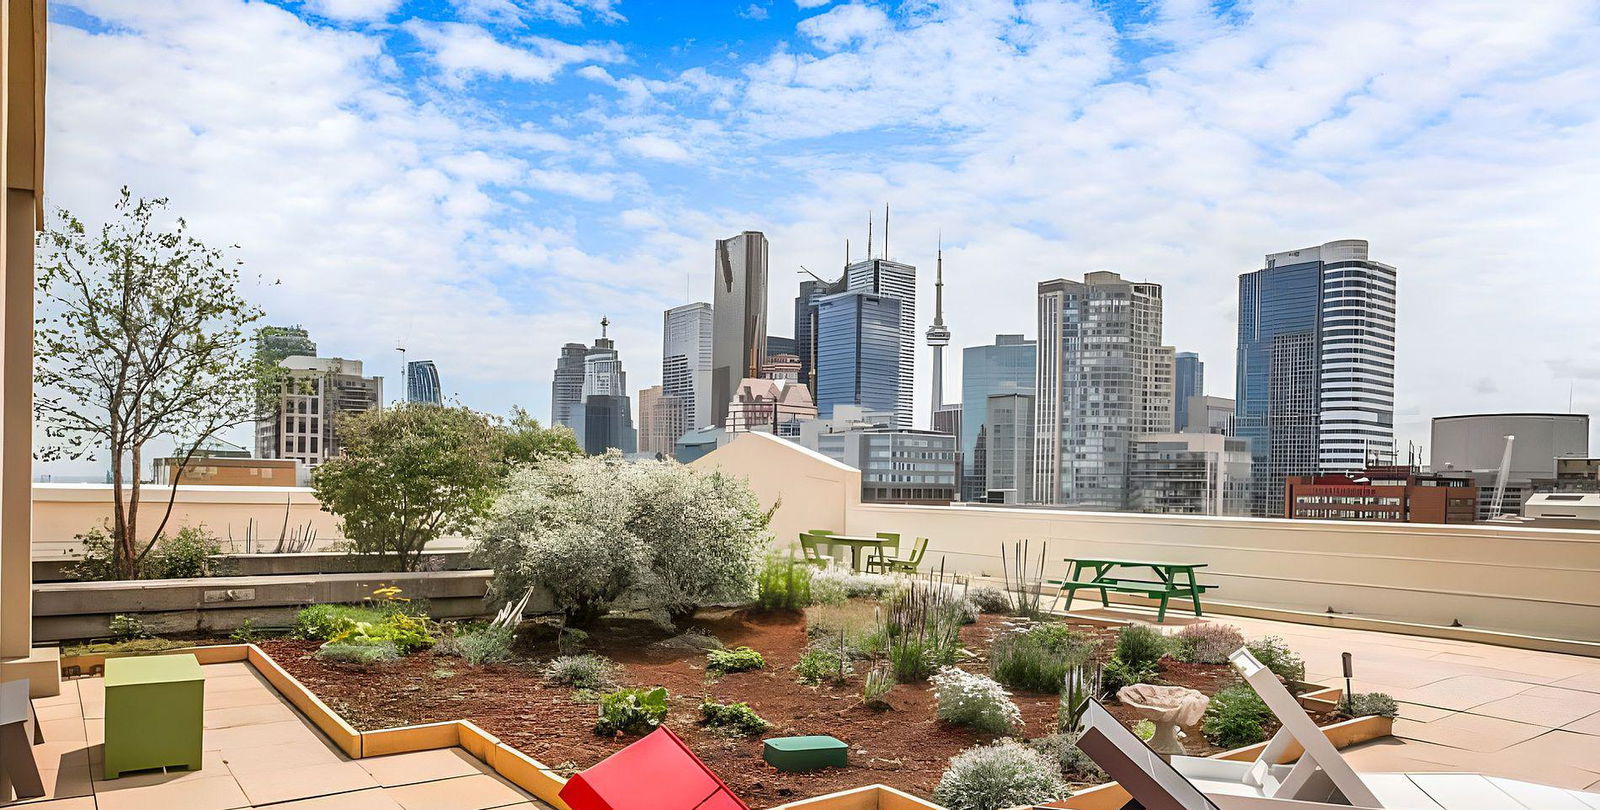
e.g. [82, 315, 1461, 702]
[312, 403, 505, 572]
[501, 406, 580, 465]
[34, 190, 263, 579]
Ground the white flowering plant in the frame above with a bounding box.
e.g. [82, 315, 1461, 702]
[930, 665, 1024, 735]
[809, 568, 897, 605]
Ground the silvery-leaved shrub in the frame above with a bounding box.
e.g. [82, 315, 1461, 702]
[934, 739, 1066, 810]
[968, 586, 1011, 614]
[931, 666, 1023, 734]
[809, 568, 896, 605]
[472, 453, 771, 627]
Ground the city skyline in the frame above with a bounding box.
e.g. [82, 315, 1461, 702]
[34, 1, 1600, 476]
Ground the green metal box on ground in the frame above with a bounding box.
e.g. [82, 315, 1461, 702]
[103, 653, 204, 779]
[762, 735, 848, 772]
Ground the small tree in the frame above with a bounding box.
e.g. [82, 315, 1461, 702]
[312, 403, 505, 572]
[502, 406, 580, 465]
[34, 190, 263, 579]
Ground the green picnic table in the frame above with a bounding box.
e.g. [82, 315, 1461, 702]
[1049, 558, 1215, 623]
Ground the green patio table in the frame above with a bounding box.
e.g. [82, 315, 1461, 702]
[812, 534, 891, 571]
[1050, 558, 1214, 623]
[103, 653, 204, 779]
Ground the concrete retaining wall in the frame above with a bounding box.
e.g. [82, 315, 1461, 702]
[31, 569, 547, 641]
[32, 549, 479, 582]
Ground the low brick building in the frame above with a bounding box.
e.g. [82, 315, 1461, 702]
[1285, 466, 1478, 524]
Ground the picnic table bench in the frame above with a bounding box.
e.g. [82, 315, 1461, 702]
[1049, 558, 1215, 623]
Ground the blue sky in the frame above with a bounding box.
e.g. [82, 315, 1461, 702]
[37, 0, 1600, 473]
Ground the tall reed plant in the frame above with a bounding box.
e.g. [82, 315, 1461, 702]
[879, 565, 967, 681]
[999, 539, 1050, 619]
[757, 553, 812, 611]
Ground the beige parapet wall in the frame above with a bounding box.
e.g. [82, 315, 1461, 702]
[692, 433, 1600, 647]
[31, 483, 469, 559]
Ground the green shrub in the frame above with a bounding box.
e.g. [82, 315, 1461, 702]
[934, 739, 1066, 810]
[329, 612, 434, 653]
[757, 554, 812, 611]
[794, 648, 853, 685]
[1202, 684, 1272, 748]
[452, 625, 514, 665]
[1172, 623, 1244, 665]
[989, 624, 1096, 694]
[1246, 636, 1306, 684]
[542, 654, 620, 690]
[594, 687, 669, 736]
[108, 614, 150, 640]
[294, 603, 389, 640]
[230, 619, 262, 644]
[706, 646, 765, 674]
[931, 666, 1022, 734]
[1101, 657, 1160, 696]
[1030, 732, 1105, 782]
[314, 640, 401, 664]
[698, 699, 771, 735]
[143, 525, 222, 579]
[1113, 624, 1168, 669]
[863, 666, 895, 709]
[1342, 692, 1399, 719]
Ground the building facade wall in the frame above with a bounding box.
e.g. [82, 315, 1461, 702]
[814, 292, 901, 422]
[984, 393, 1034, 503]
[550, 342, 588, 427]
[844, 259, 915, 429]
[711, 232, 768, 427]
[405, 360, 441, 405]
[959, 335, 1035, 500]
[663, 302, 712, 434]
[1174, 352, 1203, 431]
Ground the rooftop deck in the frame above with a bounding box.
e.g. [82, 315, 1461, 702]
[17, 660, 551, 810]
[1077, 606, 1600, 793]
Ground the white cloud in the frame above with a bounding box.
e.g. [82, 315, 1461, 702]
[301, 0, 403, 22]
[797, 3, 890, 51]
[525, 167, 622, 201]
[451, 0, 626, 26]
[794, 0, 835, 8]
[405, 21, 623, 86]
[619, 133, 692, 163]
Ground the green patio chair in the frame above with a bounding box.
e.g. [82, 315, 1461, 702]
[867, 536, 927, 574]
[864, 532, 900, 572]
[798, 532, 833, 567]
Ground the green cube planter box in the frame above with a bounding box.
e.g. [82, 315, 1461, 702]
[103, 654, 205, 779]
[763, 735, 848, 772]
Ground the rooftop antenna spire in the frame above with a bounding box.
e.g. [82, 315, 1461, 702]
[845, 238, 850, 267]
[933, 231, 944, 326]
[883, 203, 890, 260]
[866, 212, 873, 260]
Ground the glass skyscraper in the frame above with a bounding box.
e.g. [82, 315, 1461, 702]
[405, 360, 441, 405]
[711, 232, 768, 427]
[814, 291, 901, 421]
[958, 335, 1035, 500]
[1174, 352, 1202, 431]
[1235, 239, 1397, 517]
[663, 302, 712, 434]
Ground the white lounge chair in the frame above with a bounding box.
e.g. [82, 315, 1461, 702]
[1067, 695, 1600, 810]
[1168, 647, 1600, 809]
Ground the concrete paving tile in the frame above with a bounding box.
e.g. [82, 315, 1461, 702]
[1396, 702, 1454, 722]
[1563, 710, 1600, 736]
[203, 673, 272, 695]
[270, 788, 406, 809]
[203, 684, 285, 709]
[39, 716, 86, 742]
[31, 681, 81, 709]
[91, 774, 250, 810]
[92, 750, 226, 787]
[1394, 712, 1548, 753]
[13, 798, 97, 810]
[233, 760, 379, 805]
[34, 701, 85, 722]
[221, 738, 348, 774]
[382, 772, 532, 810]
[1472, 686, 1600, 728]
[358, 748, 487, 787]
[202, 701, 300, 729]
[1493, 731, 1600, 786]
[1553, 671, 1600, 695]
[1392, 675, 1533, 711]
[203, 717, 329, 751]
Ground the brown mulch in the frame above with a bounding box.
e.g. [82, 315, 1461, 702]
[257, 610, 1320, 808]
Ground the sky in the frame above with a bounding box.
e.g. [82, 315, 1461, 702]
[38, 0, 1600, 474]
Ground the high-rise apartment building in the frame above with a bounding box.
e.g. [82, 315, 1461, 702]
[1033, 271, 1175, 508]
[637, 385, 685, 457]
[551, 342, 589, 428]
[814, 291, 902, 423]
[843, 258, 915, 428]
[256, 356, 383, 466]
[959, 335, 1036, 500]
[1236, 239, 1398, 516]
[983, 392, 1034, 504]
[405, 360, 441, 405]
[663, 302, 712, 436]
[711, 232, 768, 427]
[1174, 352, 1203, 431]
[1130, 433, 1253, 516]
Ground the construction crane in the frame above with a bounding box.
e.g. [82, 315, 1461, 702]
[1489, 435, 1516, 516]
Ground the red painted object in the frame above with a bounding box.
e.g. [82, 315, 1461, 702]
[558, 726, 751, 810]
